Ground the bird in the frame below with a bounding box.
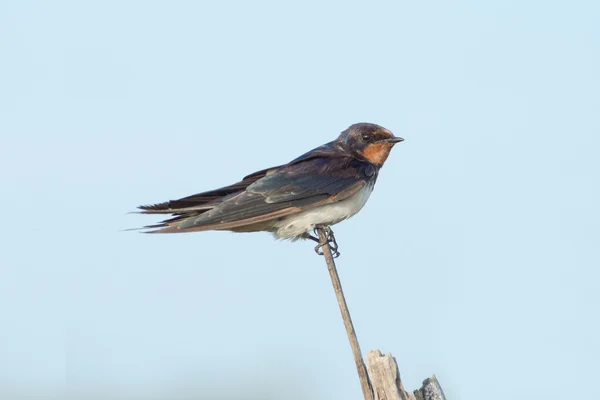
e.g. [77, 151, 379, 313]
[136, 122, 403, 257]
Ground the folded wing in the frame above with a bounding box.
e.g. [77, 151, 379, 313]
[140, 156, 368, 233]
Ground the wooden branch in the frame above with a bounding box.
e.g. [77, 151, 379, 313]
[314, 229, 445, 400]
[316, 227, 373, 400]
[366, 350, 447, 400]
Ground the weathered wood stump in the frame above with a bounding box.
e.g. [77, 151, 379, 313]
[367, 350, 446, 400]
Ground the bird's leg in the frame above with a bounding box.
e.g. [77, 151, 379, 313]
[300, 232, 320, 243]
[313, 225, 340, 258]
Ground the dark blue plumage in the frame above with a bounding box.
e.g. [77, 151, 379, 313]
[137, 123, 403, 241]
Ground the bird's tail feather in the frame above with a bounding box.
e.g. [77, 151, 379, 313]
[136, 203, 214, 214]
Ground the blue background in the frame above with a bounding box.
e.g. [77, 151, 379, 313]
[1, 1, 599, 399]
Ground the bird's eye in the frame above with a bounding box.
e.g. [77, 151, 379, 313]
[362, 133, 372, 142]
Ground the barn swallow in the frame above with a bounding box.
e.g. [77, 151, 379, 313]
[137, 123, 403, 257]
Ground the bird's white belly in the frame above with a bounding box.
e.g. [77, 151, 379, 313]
[273, 184, 373, 239]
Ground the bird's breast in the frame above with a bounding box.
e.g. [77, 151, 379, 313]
[273, 182, 374, 239]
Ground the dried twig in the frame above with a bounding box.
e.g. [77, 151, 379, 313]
[316, 227, 373, 400]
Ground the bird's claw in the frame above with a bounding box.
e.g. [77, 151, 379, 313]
[313, 226, 340, 258]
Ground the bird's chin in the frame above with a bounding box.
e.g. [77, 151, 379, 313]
[362, 142, 395, 166]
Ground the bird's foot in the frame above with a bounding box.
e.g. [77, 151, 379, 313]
[313, 226, 340, 258]
[301, 232, 320, 243]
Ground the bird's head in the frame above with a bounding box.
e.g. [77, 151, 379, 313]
[337, 123, 403, 167]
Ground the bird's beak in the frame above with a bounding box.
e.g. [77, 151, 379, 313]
[383, 136, 404, 144]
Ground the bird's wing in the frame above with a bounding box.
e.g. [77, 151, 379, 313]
[145, 157, 370, 233]
[138, 165, 281, 214]
[138, 141, 342, 215]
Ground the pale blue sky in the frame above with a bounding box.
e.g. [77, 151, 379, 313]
[1, 1, 599, 399]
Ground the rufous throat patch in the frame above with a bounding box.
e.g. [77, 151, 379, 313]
[362, 142, 394, 166]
